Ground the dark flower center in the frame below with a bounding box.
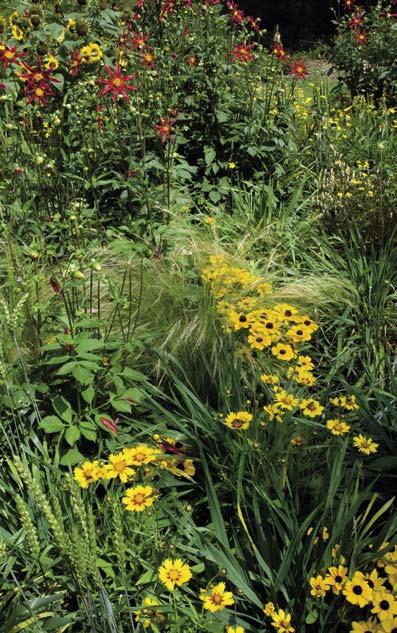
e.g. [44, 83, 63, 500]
[297, 330, 303, 335]
[280, 349, 286, 355]
[239, 315, 247, 322]
[335, 575, 342, 583]
[380, 600, 390, 610]
[353, 585, 363, 595]
[266, 322, 274, 329]
[285, 310, 292, 317]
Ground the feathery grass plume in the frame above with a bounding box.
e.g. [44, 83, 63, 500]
[15, 494, 40, 561]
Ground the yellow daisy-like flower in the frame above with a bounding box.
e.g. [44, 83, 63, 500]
[273, 304, 299, 322]
[200, 582, 234, 612]
[263, 403, 284, 422]
[135, 596, 162, 628]
[324, 565, 348, 594]
[342, 395, 359, 411]
[248, 331, 273, 350]
[66, 18, 76, 32]
[300, 398, 324, 418]
[309, 575, 331, 598]
[353, 434, 379, 456]
[80, 42, 103, 63]
[104, 453, 136, 483]
[158, 558, 192, 591]
[286, 324, 312, 344]
[380, 617, 397, 632]
[365, 568, 386, 592]
[343, 571, 373, 608]
[350, 619, 379, 633]
[326, 419, 351, 436]
[45, 54, 59, 71]
[224, 411, 253, 430]
[290, 435, 305, 446]
[271, 343, 295, 361]
[227, 309, 251, 331]
[293, 368, 316, 386]
[295, 315, 318, 332]
[296, 355, 314, 370]
[260, 374, 280, 385]
[274, 389, 299, 411]
[73, 460, 102, 488]
[371, 590, 397, 621]
[270, 609, 295, 632]
[11, 25, 24, 40]
[263, 601, 276, 616]
[122, 485, 156, 512]
[123, 444, 160, 466]
[182, 459, 196, 477]
[226, 626, 245, 633]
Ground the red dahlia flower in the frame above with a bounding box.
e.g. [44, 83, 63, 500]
[246, 15, 260, 31]
[19, 59, 59, 106]
[348, 11, 365, 29]
[355, 30, 368, 44]
[343, 0, 356, 10]
[0, 45, 26, 69]
[154, 115, 177, 143]
[226, 0, 245, 24]
[232, 41, 255, 63]
[289, 59, 308, 80]
[272, 42, 288, 61]
[98, 64, 137, 101]
[69, 50, 82, 76]
[131, 31, 149, 49]
[139, 46, 156, 68]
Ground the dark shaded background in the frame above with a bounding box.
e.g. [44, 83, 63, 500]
[239, 0, 378, 48]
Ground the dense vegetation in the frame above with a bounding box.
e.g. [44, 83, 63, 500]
[0, 1, 396, 632]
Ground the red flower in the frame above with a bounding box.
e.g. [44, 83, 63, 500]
[100, 417, 118, 434]
[50, 277, 61, 294]
[131, 31, 149, 49]
[289, 59, 308, 80]
[98, 64, 137, 101]
[154, 115, 177, 143]
[139, 46, 156, 68]
[135, 0, 145, 7]
[0, 45, 26, 69]
[69, 50, 82, 76]
[355, 29, 368, 44]
[272, 43, 288, 62]
[246, 15, 260, 32]
[226, 1, 245, 24]
[232, 41, 255, 63]
[204, 0, 221, 4]
[348, 11, 365, 29]
[343, 0, 356, 10]
[20, 59, 59, 106]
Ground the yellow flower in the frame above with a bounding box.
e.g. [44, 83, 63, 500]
[309, 575, 331, 598]
[350, 619, 379, 633]
[66, 18, 76, 32]
[200, 582, 234, 612]
[324, 565, 348, 594]
[353, 434, 379, 456]
[290, 436, 305, 446]
[380, 618, 397, 632]
[248, 331, 273, 350]
[270, 609, 295, 632]
[286, 324, 312, 344]
[104, 453, 136, 482]
[300, 398, 324, 418]
[182, 459, 196, 477]
[224, 411, 252, 430]
[123, 444, 160, 466]
[371, 590, 397, 621]
[264, 403, 284, 422]
[294, 369, 316, 386]
[158, 558, 192, 591]
[273, 304, 299, 322]
[227, 309, 251, 331]
[11, 25, 24, 40]
[263, 601, 276, 616]
[365, 568, 386, 592]
[122, 485, 156, 512]
[135, 596, 163, 628]
[271, 343, 295, 361]
[343, 571, 373, 607]
[261, 374, 280, 385]
[45, 54, 59, 71]
[255, 281, 273, 296]
[226, 627, 245, 633]
[326, 419, 351, 436]
[296, 355, 314, 370]
[227, 162, 237, 169]
[274, 389, 299, 411]
[80, 42, 103, 63]
[203, 216, 216, 225]
[73, 460, 102, 488]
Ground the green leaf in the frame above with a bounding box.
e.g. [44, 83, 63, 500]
[65, 426, 81, 446]
[72, 364, 93, 385]
[122, 368, 147, 382]
[306, 610, 318, 624]
[53, 396, 74, 424]
[204, 146, 216, 166]
[39, 416, 64, 433]
[60, 448, 83, 466]
[110, 398, 131, 413]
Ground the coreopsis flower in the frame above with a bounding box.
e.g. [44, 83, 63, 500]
[224, 411, 252, 430]
[355, 30, 369, 45]
[135, 596, 164, 628]
[158, 558, 192, 591]
[123, 444, 160, 465]
[122, 485, 156, 512]
[263, 602, 276, 616]
[232, 41, 255, 63]
[200, 582, 234, 612]
[261, 373, 280, 385]
[74, 460, 103, 488]
[342, 571, 373, 607]
[289, 59, 308, 80]
[274, 389, 299, 411]
[98, 64, 137, 101]
[326, 419, 351, 436]
[153, 115, 177, 143]
[300, 398, 324, 418]
[353, 434, 379, 455]
[226, 626, 245, 633]
[271, 343, 295, 361]
[309, 575, 331, 598]
[0, 44, 25, 69]
[104, 453, 136, 482]
[270, 609, 295, 632]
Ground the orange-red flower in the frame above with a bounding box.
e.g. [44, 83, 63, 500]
[98, 64, 137, 101]
[349, 11, 365, 29]
[355, 30, 369, 45]
[226, 0, 245, 24]
[154, 115, 177, 143]
[232, 41, 255, 63]
[19, 59, 60, 106]
[289, 59, 308, 79]
[272, 43, 288, 62]
[0, 45, 25, 69]
[343, 0, 356, 10]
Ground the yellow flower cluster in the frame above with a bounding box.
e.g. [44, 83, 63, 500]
[263, 603, 295, 632]
[80, 42, 103, 64]
[309, 544, 397, 632]
[73, 439, 196, 512]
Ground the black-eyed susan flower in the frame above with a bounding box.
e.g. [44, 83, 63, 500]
[224, 411, 252, 430]
[309, 575, 331, 598]
[122, 485, 156, 512]
[365, 568, 386, 592]
[326, 419, 351, 435]
[379, 617, 397, 632]
[371, 590, 397, 621]
[271, 343, 295, 361]
[300, 398, 324, 418]
[270, 609, 295, 632]
[104, 453, 136, 482]
[324, 565, 348, 594]
[274, 304, 299, 322]
[158, 558, 192, 592]
[342, 571, 373, 607]
[286, 324, 312, 343]
[353, 434, 379, 455]
[200, 582, 234, 612]
[248, 331, 273, 350]
[350, 619, 379, 633]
